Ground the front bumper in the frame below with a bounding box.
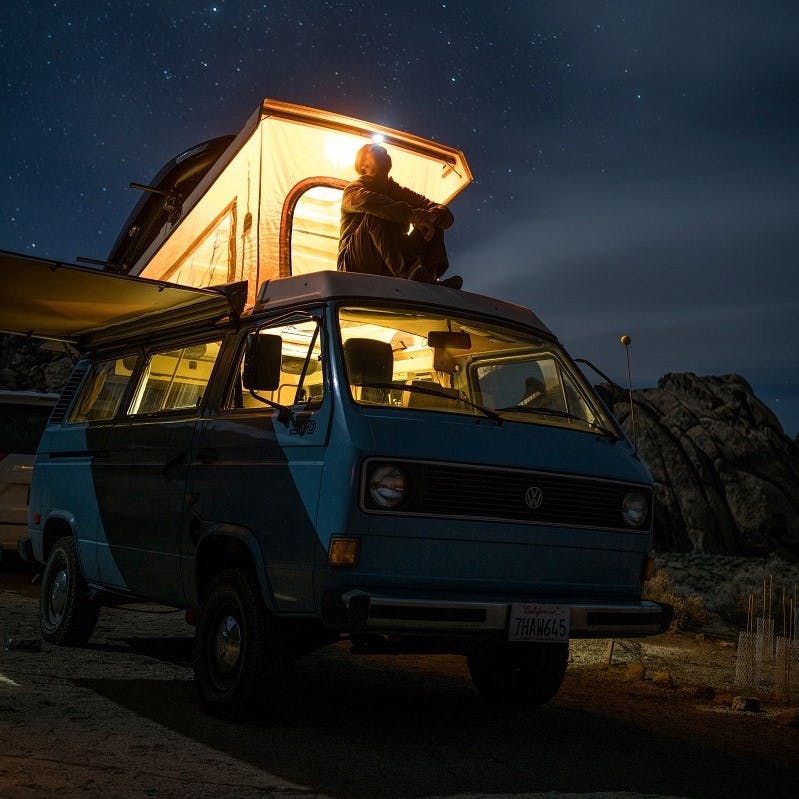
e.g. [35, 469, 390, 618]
[322, 589, 673, 640]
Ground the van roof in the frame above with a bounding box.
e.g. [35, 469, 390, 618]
[253, 271, 552, 336]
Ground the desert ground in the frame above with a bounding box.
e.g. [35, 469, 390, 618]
[1, 555, 798, 799]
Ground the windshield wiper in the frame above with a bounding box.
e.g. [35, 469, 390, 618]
[355, 382, 503, 424]
[495, 404, 616, 437]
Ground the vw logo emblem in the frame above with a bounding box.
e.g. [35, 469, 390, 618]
[524, 486, 544, 509]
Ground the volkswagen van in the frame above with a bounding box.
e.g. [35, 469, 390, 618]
[23, 270, 671, 718]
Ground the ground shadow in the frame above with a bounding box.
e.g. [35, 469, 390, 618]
[118, 635, 194, 667]
[73, 646, 796, 799]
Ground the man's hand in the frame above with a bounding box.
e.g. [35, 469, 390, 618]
[410, 208, 436, 241]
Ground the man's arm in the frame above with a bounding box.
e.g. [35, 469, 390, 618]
[391, 180, 454, 229]
[341, 182, 414, 226]
[343, 177, 454, 230]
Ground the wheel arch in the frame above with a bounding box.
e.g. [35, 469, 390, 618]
[192, 524, 275, 613]
[41, 514, 77, 564]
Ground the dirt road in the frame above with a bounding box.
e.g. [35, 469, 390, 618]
[1, 568, 797, 799]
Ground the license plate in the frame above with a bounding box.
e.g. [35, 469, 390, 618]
[508, 604, 570, 642]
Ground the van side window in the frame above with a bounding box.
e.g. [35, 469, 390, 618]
[68, 357, 136, 423]
[225, 319, 324, 410]
[128, 341, 222, 415]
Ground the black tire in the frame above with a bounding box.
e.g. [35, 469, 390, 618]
[468, 642, 569, 706]
[194, 568, 291, 721]
[39, 535, 100, 646]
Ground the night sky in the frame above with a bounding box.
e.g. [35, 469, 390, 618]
[2, 1, 797, 435]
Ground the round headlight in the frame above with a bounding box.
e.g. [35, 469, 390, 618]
[622, 490, 648, 528]
[368, 464, 407, 509]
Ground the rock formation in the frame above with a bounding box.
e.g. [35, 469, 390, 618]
[611, 373, 799, 560]
[0, 334, 75, 393]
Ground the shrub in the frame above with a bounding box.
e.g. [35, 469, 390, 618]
[703, 555, 798, 628]
[644, 570, 708, 631]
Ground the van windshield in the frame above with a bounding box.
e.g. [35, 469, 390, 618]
[338, 306, 615, 435]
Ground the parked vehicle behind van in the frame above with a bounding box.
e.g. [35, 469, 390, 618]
[22, 270, 671, 719]
[0, 390, 58, 563]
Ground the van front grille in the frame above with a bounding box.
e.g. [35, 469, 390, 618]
[362, 459, 652, 533]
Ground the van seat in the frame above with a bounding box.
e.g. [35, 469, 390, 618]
[343, 338, 393, 403]
[406, 380, 460, 411]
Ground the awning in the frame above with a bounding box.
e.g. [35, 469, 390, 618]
[0, 250, 243, 348]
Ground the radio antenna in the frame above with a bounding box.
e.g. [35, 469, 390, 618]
[620, 335, 637, 451]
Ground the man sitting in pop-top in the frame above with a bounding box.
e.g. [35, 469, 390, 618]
[337, 143, 463, 289]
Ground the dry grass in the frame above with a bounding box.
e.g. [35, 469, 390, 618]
[654, 552, 799, 631]
[644, 568, 708, 631]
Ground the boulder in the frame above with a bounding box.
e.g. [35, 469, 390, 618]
[611, 373, 799, 560]
[624, 662, 647, 681]
[651, 670, 676, 688]
[0, 334, 76, 393]
[731, 695, 761, 713]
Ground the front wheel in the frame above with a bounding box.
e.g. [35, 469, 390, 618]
[39, 535, 100, 646]
[468, 642, 569, 706]
[194, 569, 290, 720]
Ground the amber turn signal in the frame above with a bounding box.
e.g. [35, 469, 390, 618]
[328, 536, 360, 567]
[641, 554, 656, 582]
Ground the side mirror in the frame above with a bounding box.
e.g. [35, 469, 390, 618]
[243, 334, 282, 391]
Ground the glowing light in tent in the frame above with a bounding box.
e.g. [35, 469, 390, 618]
[371, 134, 385, 144]
[323, 132, 361, 173]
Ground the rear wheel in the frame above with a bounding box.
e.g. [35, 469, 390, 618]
[39, 535, 100, 645]
[194, 568, 291, 720]
[468, 642, 569, 706]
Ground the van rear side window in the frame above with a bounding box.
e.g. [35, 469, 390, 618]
[68, 357, 136, 423]
[129, 341, 222, 414]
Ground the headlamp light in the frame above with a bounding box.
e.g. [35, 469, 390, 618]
[368, 464, 407, 509]
[622, 490, 648, 528]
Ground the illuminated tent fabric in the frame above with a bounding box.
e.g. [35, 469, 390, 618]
[132, 99, 473, 306]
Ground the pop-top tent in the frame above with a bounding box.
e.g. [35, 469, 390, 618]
[126, 99, 473, 306]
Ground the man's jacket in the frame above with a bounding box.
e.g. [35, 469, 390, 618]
[338, 175, 453, 271]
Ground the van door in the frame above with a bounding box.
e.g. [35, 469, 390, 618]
[95, 339, 223, 604]
[43, 356, 138, 583]
[186, 314, 331, 612]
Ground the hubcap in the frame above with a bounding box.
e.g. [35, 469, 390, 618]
[49, 568, 68, 622]
[214, 614, 242, 675]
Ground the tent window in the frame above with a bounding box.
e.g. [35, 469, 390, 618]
[168, 203, 237, 287]
[282, 180, 346, 277]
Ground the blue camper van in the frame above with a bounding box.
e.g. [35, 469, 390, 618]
[22, 269, 671, 719]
